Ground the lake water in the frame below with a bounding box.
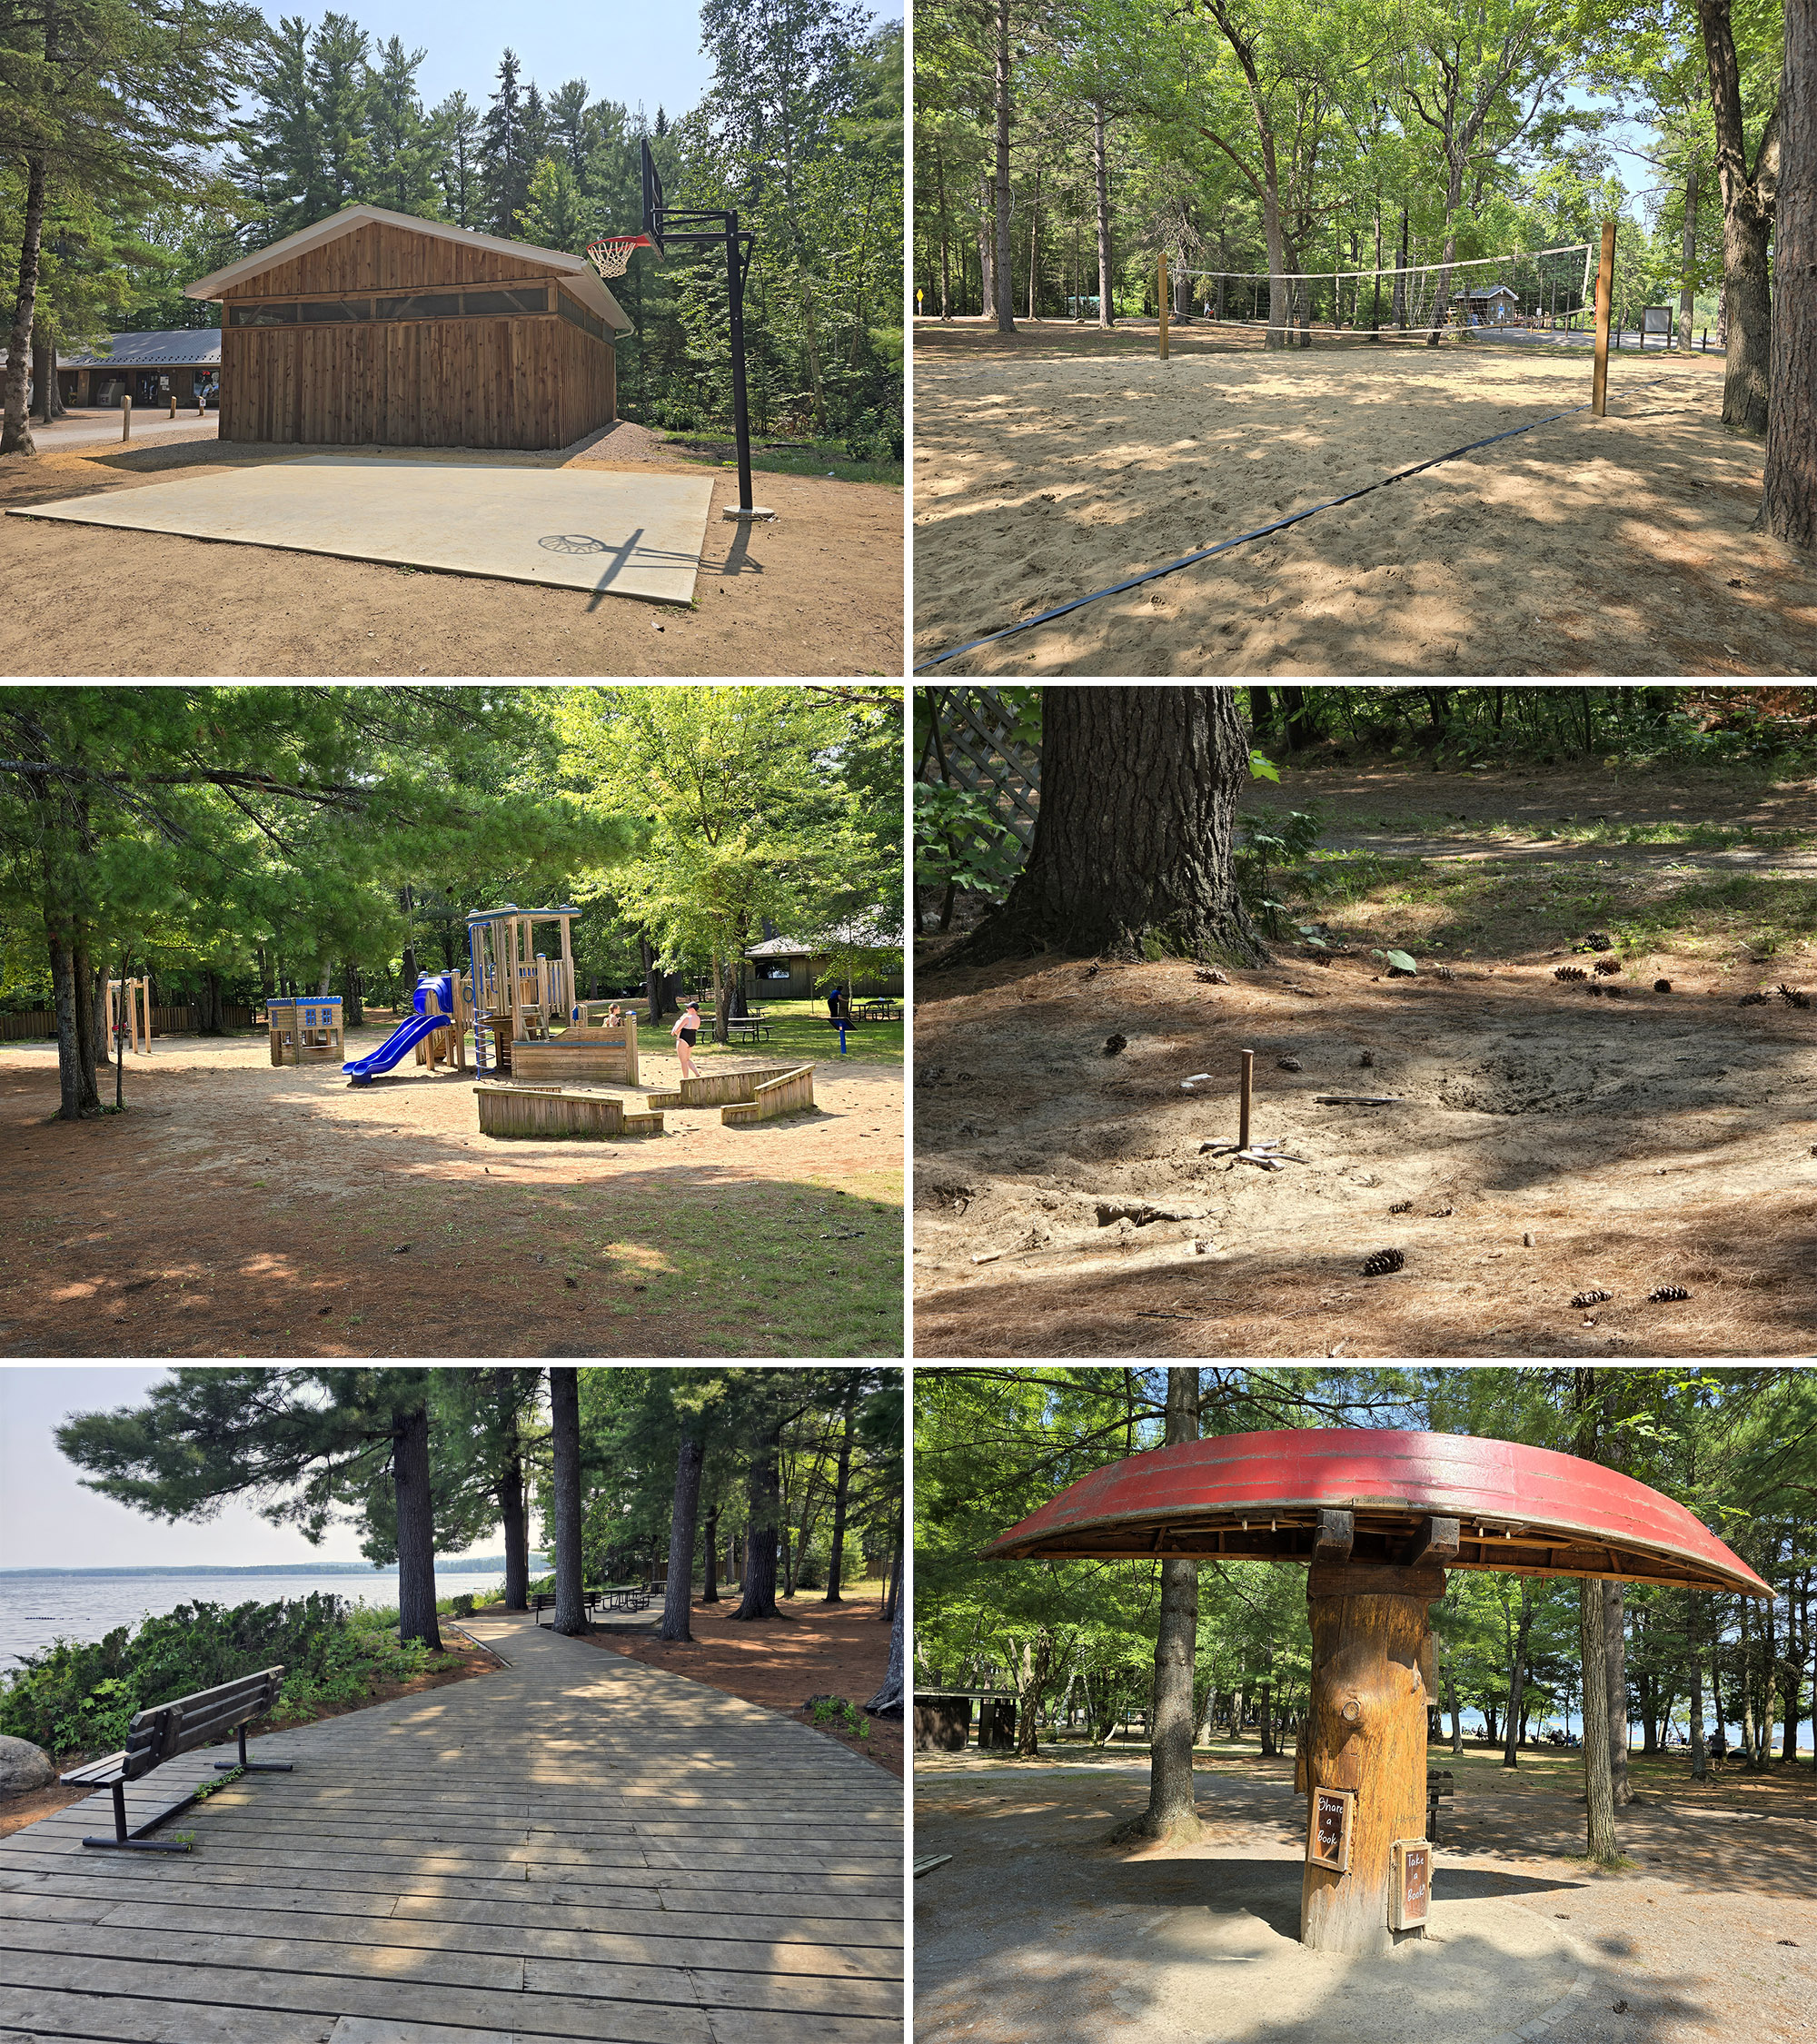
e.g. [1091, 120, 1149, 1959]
[0, 1568, 509, 1671]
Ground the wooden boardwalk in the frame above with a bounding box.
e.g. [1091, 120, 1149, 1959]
[0, 1614, 902, 2044]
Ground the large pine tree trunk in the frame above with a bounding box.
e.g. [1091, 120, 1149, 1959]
[549, 1366, 587, 1634]
[823, 1384, 856, 1603]
[1606, 1582, 1633, 1803]
[1094, 104, 1115, 328]
[497, 1375, 530, 1611]
[1, 149, 46, 456]
[659, 1418, 705, 1642]
[993, 0, 1015, 333]
[1699, 0, 1780, 435]
[732, 1419, 781, 1621]
[701, 1503, 720, 1602]
[952, 687, 1270, 967]
[1679, 159, 1701, 353]
[1689, 1604, 1708, 1780]
[392, 1401, 442, 1652]
[1758, 0, 1814, 548]
[866, 1589, 904, 1717]
[1581, 1578, 1621, 1862]
[1119, 1367, 1202, 1845]
[31, 326, 65, 424]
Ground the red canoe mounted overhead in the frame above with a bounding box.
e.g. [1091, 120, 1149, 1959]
[984, 1428, 1771, 1597]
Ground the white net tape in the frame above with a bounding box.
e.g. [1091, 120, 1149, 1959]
[587, 238, 643, 281]
[1174, 244, 1596, 341]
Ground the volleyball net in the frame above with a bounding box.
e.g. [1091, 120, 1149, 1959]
[1174, 243, 1597, 344]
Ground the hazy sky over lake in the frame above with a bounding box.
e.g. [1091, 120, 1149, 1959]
[0, 1367, 501, 1570]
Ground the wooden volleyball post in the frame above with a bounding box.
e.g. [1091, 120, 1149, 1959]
[986, 1428, 1773, 1962]
[1159, 251, 1169, 361]
[1201, 1047, 1302, 1169]
[1592, 219, 1615, 417]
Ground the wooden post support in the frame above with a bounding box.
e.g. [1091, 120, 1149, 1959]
[1300, 1556, 1445, 1955]
[1238, 1047, 1254, 1151]
[121, 395, 132, 442]
[168, 391, 176, 419]
[1159, 252, 1170, 361]
[1592, 220, 1615, 418]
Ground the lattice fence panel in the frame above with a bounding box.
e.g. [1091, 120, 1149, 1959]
[918, 687, 1041, 869]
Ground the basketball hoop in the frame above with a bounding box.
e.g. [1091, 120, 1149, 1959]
[585, 233, 653, 282]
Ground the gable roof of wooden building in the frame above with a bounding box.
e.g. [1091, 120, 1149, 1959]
[184, 205, 634, 335]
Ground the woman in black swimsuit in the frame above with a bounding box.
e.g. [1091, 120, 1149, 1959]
[671, 999, 701, 1078]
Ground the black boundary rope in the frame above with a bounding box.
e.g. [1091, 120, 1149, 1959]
[913, 376, 1670, 674]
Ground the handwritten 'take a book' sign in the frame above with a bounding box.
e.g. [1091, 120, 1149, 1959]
[1391, 1838, 1432, 1930]
[1306, 1786, 1354, 1873]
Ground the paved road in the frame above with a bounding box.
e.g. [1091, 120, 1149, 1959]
[21, 411, 218, 451]
[0, 1612, 902, 2043]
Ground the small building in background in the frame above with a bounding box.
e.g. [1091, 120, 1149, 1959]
[184, 204, 633, 450]
[743, 915, 905, 1006]
[54, 331, 222, 409]
[1450, 283, 1524, 326]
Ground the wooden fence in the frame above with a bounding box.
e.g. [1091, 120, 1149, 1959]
[0, 1005, 258, 1042]
[723, 1065, 817, 1126]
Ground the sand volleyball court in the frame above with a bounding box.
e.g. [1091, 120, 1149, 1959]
[911, 331, 1817, 677]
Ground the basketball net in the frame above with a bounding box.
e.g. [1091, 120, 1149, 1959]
[585, 233, 652, 282]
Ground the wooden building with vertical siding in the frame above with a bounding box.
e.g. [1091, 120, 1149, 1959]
[184, 205, 632, 451]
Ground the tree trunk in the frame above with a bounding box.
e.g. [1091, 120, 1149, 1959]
[1698, 0, 1780, 434]
[993, 0, 1015, 332]
[948, 687, 1269, 967]
[343, 961, 364, 1028]
[701, 1503, 720, 1602]
[732, 1417, 781, 1621]
[1679, 158, 1701, 353]
[823, 1382, 856, 1602]
[549, 1365, 586, 1634]
[31, 325, 64, 425]
[1299, 1558, 1441, 1955]
[659, 1416, 705, 1643]
[1606, 1582, 1633, 1804]
[1, 147, 46, 456]
[1094, 103, 1115, 327]
[47, 928, 102, 1121]
[1758, 0, 1814, 547]
[1503, 1579, 1533, 1768]
[866, 1587, 905, 1717]
[882, 1539, 900, 1622]
[1118, 1367, 1202, 1845]
[1581, 1577, 1621, 1864]
[392, 1400, 442, 1652]
[1446, 1668, 1463, 1754]
[1689, 1604, 1708, 1781]
[497, 1378, 530, 1611]
[640, 935, 669, 1020]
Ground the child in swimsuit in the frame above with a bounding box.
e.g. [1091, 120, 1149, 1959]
[671, 1000, 701, 1078]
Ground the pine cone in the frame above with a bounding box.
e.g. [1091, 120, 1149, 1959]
[1362, 1247, 1405, 1276]
[1585, 932, 1613, 951]
[1777, 984, 1810, 1009]
[1277, 1057, 1303, 1072]
[1588, 982, 1604, 996]
[1654, 979, 1673, 994]
[1648, 1285, 1691, 1303]
[1739, 991, 1771, 1007]
[1103, 1033, 1127, 1056]
[1196, 967, 1229, 985]
[1554, 965, 1586, 981]
[1388, 1200, 1413, 1214]
[1594, 958, 1623, 976]
[1435, 965, 1455, 980]
[1358, 1049, 1375, 1068]
[1571, 1288, 1613, 1308]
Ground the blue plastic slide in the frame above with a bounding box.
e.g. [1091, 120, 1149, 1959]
[343, 975, 457, 1086]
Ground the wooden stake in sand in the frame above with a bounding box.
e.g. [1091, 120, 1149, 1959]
[1199, 1047, 1306, 1169]
[1592, 220, 1615, 418]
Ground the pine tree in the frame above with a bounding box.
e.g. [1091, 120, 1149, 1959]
[482, 48, 531, 234]
[229, 16, 323, 241]
[306, 12, 374, 211]
[518, 155, 584, 249]
[429, 90, 482, 227]
[549, 78, 591, 172]
[364, 35, 439, 216]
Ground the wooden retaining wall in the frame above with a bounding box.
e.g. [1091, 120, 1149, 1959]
[473, 1085, 663, 1140]
[644, 1063, 802, 1111]
[511, 1021, 637, 1087]
[723, 1064, 817, 1126]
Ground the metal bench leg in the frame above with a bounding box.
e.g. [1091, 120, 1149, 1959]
[83, 1779, 191, 1852]
[214, 1722, 292, 1772]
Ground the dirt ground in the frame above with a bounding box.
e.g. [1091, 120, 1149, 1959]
[0, 1629, 497, 1838]
[0, 1027, 902, 1357]
[575, 1591, 901, 1778]
[915, 1742, 1817, 2044]
[915, 765, 1817, 1359]
[912, 324, 1817, 677]
[0, 418, 901, 677]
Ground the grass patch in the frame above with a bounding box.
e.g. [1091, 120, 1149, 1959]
[659, 433, 903, 489]
[689, 996, 902, 1066]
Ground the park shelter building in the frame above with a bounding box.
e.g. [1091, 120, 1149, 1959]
[184, 205, 633, 450]
[743, 917, 905, 1003]
[51, 332, 222, 410]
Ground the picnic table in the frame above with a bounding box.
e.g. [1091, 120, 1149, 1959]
[857, 997, 900, 1021]
[728, 1010, 770, 1045]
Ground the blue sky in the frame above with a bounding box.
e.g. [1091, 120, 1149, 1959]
[262, 0, 904, 118]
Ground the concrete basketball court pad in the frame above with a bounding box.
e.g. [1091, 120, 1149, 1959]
[10, 455, 717, 604]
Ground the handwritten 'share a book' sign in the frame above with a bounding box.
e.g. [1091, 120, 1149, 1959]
[1306, 1786, 1354, 1872]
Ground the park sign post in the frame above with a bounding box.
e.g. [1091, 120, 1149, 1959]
[985, 1428, 1771, 1958]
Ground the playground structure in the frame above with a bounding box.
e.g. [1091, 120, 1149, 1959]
[647, 1062, 817, 1125]
[343, 975, 470, 1086]
[465, 903, 640, 1085]
[473, 1085, 665, 1141]
[106, 977, 152, 1056]
[987, 1428, 1770, 1958]
[269, 996, 344, 1067]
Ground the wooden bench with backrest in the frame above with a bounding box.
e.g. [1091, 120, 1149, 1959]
[1427, 1768, 1455, 1842]
[58, 1665, 292, 1852]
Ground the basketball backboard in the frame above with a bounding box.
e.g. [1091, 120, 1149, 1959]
[641, 137, 665, 255]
